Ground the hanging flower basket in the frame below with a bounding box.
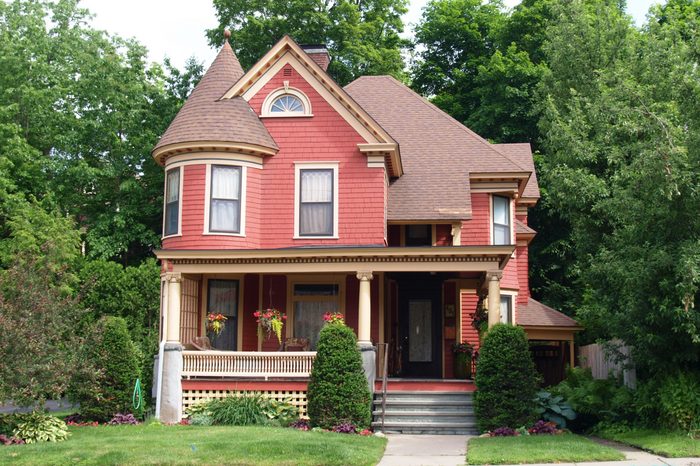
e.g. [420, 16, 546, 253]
[323, 312, 344, 325]
[206, 313, 227, 336]
[254, 308, 286, 344]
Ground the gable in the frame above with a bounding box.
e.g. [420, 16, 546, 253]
[220, 36, 402, 177]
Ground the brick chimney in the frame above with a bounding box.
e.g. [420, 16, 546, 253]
[301, 44, 330, 71]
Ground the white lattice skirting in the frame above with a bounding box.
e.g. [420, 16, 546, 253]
[182, 389, 309, 418]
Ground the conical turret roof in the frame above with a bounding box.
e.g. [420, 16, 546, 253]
[153, 40, 278, 161]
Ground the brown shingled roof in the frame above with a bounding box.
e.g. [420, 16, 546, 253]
[153, 41, 277, 158]
[515, 219, 537, 236]
[344, 75, 530, 221]
[494, 143, 540, 199]
[517, 298, 580, 328]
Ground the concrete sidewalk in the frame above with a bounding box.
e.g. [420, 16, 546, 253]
[376, 434, 700, 466]
[377, 434, 470, 466]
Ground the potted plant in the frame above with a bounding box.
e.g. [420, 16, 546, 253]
[322, 312, 344, 325]
[453, 342, 474, 379]
[254, 308, 287, 345]
[206, 313, 227, 344]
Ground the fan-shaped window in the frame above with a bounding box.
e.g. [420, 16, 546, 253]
[261, 88, 312, 117]
[271, 95, 304, 113]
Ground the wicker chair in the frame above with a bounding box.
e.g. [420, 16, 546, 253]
[283, 337, 310, 351]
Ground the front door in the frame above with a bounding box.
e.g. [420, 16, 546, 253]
[398, 276, 442, 377]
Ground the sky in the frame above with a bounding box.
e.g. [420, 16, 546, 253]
[81, 0, 664, 71]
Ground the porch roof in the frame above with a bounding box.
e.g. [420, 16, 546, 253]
[155, 245, 514, 274]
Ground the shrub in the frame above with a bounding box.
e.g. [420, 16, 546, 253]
[474, 324, 540, 432]
[332, 422, 357, 434]
[528, 420, 559, 435]
[0, 414, 19, 437]
[71, 316, 141, 421]
[108, 413, 139, 425]
[188, 413, 213, 426]
[13, 412, 69, 443]
[550, 367, 634, 431]
[307, 322, 372, 429]
[491, 426, 517, 436]
[534, 390, 576, 428]
[641, 371, 700, 432]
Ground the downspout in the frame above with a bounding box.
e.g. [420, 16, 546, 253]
[154, 277, 168, 419]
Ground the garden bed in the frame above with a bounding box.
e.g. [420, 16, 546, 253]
[467, 433, 624, 465]
[0, 424, 386, 465]
[596, 428, 700, 458]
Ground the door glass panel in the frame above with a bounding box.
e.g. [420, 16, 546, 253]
[207, 279, 238, 350]
[408, 299, 432, 362]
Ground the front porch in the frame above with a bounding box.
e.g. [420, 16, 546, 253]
[155, 246, 514, 421]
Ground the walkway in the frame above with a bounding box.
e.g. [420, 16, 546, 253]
[377, 434, 470, 466]
[377, 434, 700, 466]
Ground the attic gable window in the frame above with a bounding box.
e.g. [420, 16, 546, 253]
[261, 87, 312, 117]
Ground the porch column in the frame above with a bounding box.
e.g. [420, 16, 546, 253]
[357, 271, 373, 345]
[487, 272, 501, 328]
[356, 271, 376, 392]
[160, 272, 183, 423]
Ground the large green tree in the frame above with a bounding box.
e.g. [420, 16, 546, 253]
[207, 0, 408, 85]
[537, 0, 700, 372]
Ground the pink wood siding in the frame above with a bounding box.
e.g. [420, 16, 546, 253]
[502, 258, 519, 290]
[242, 274, 260, 351]
[248, 66, 386, 248]
[460, 291, 480, 351]
[461, 194, 490, 245]
[162, 164, 262, 250]
[517, 246, 530, 304]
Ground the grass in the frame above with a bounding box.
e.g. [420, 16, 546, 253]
[467, 433, 624, 465]
[597, 428, 700, 458]
[0, 424, 387, 466]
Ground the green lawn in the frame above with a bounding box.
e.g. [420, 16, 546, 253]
[467, 434, 624, 465]
[597, 428, 700, 458]
[0, 424, 387, 466]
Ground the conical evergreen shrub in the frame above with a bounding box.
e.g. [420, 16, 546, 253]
[474, 323, 540, 432]
[307, 323, 372, 429]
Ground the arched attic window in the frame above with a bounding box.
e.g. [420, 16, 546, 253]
[261, 87, 312, 117]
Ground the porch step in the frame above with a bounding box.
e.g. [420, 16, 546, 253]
[372, 391, 477, 435]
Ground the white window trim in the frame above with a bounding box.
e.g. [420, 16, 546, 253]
[203, 163, 247, 237]
[500, 291, 518, 324]
[489, 194, 514, 246]
[294, 162, 339, 239]
[162, 166, 184, 239]
[261, 87, 313, 117]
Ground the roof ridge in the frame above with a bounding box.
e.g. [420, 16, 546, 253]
[377, 76, 529, 172]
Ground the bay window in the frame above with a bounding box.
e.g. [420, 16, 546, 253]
[164, 167, 180, 236]
[209, 165, 242, 233]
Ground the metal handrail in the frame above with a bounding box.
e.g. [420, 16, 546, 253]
[377, 343, 389, 431]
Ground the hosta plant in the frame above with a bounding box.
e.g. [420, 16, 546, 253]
[13, 413, 69, 443]
[534, 390, 576, 428]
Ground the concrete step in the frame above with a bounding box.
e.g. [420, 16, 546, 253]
[375, 412, 475, 424]
[373, 399, 473, 411]
[372, 420, 478, 435]
[378, 391, 473, 403]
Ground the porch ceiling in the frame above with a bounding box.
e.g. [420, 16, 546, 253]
[155, 245, 514, 274]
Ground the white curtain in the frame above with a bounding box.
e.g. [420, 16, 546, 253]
[300, 169, 333, 235]
[294, 300, 339, 349]
[166, 169, 179, 203]
[212, 166, 240, 200]
[493, 196, 510, 244]
[500, 296, 512, 324]
[210, 166, 241, 232]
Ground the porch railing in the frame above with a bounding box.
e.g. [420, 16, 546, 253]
[182, 351, 316, 380]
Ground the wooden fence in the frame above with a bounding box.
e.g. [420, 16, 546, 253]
[579, 343, 636, 388]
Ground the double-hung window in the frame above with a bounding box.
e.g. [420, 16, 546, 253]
[299, 168, 334, 237]
[492, 195, 511, 245]
[500, 295, 513, 324]
[164, 168, 180, 236]
[293, 284, 340, 349]
[209, 165, 242, 233]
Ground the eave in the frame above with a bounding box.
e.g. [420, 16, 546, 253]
[153, 141, 279, 166]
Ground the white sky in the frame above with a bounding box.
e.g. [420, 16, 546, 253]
[81, 0, 663, 71]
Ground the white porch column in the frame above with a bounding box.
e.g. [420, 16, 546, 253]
[160, 272, 183, 423]
[487, 272, 502, 328]
[356, 271, 374, 344]
[166, 272, 182, 342]
[356, 271, 375, 392]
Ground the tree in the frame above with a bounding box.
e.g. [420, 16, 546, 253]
[307, 323, 372, 429]
[536, 0, 700, 372]
[0, 0, 195, 264]
[207, 0, 408, 85]
[474, 324, 539, 432]
[0, 257, 86, 407]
